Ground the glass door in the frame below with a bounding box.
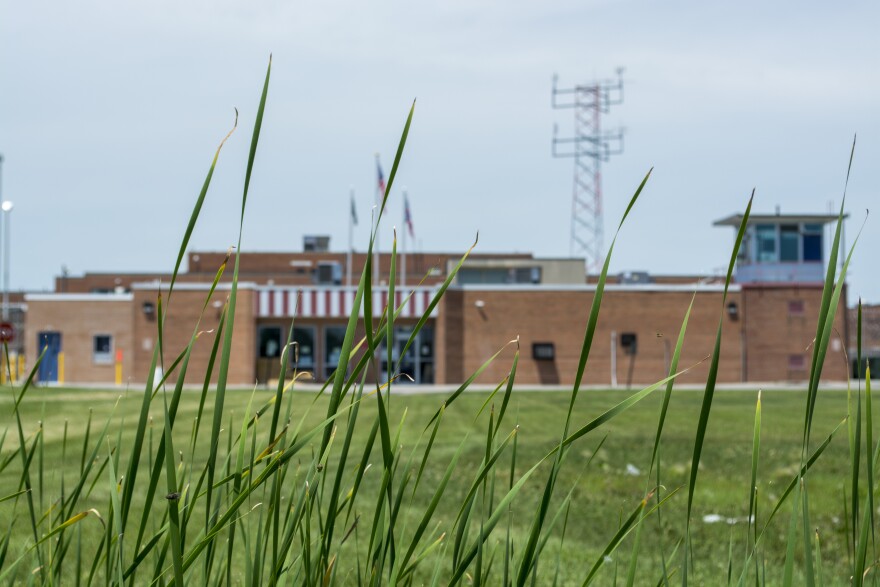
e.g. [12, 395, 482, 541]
[379, 326, 434, 384]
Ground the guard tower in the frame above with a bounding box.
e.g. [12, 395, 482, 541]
[714, 212, 846, 284]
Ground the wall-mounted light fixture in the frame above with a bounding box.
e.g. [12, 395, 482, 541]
[142, 302, 155, 320]
[620, 332, 638, 355]
[474, 300, 485, 309]
[727, 301, 739, 320]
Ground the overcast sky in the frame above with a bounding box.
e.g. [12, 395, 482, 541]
[2, 1, 878, 302]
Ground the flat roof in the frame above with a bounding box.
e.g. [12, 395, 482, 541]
[713, 213, 847, 227]
[25, 293, 134, 302]
[455, 283, 741, 293]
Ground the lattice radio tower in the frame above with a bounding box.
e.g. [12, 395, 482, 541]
[552, 69, 624, 273]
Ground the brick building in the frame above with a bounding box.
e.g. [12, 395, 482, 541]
[23, 214, 851, 387]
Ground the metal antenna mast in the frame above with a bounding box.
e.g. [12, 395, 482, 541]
[552, 69, 624, 273]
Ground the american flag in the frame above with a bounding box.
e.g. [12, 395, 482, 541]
[376, 157, 386, 197]
[404, 194, 415, 238]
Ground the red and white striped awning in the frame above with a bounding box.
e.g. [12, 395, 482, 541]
[255, 287, 438, 319]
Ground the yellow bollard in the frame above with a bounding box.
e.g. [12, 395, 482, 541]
[115, 349, 123, 386]
[16, 355, 23, 382]
[58, 352, 65, 385]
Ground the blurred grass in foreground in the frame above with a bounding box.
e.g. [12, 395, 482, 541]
[0, 58, 872, 586]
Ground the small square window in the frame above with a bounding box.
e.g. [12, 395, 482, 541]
[788, 300, 805, 316]
[788, 354, 806, 370]
[93, 335, 113, 364]
[532, 342, 555, 361]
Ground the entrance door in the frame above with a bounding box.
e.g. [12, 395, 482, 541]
[37, 331, 62, 383]
[379, 326, 434, 384]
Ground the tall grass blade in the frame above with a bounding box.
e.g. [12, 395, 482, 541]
[852, 300, 863, 558]
[9, 350, 47, 581]
[854, 367, 874, 587]
[803, 137, 856, 447]
[628, 295, 695, 587]
[205, 56, 271, 567]
[517, 169, 651, 586]
[684, 190, 752, 584]
[746, 391, 762, 581]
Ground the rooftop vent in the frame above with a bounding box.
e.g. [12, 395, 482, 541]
[620, 271, 653, 285]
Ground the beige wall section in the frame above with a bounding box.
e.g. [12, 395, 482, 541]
[24, 295, 134, 384]
[450, 258, 587, 285]
[132, 286, 257, 386]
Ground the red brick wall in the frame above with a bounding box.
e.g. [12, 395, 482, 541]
[131, 286, 256, 385]
[438, 288, 744, 386]
[57, 251, 535, 293]
[742, 285, 849, 382]
[25, 297, 134, 384]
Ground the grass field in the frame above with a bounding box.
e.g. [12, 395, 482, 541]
[0, 383, 869, 585]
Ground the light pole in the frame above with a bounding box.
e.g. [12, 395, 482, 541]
[0, 154, 5, 322]
[2, 200, 13, 321]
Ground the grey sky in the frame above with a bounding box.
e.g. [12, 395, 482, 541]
[2, 1, 878, 301]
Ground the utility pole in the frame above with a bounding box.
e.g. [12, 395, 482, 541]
[552, 69, 625, 273]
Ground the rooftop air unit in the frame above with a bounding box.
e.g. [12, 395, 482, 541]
[303, 235, 331, 252]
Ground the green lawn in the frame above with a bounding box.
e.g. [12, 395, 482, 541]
[0, 384, 871, 585]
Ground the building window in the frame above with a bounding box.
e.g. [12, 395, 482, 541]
[291, 326, 316, 371]
[93, 335, 113, 364]
[378, 325, 435, 384]
[258, 326, 282, 358]
[458, 267, 508, 285]
[532, 342, 555, 360]
[802, 224, 823, 262]
[780, 225, 799, 262]
[756, 224, 778, 262]
[788, 300, 805, 316]
[853, 357, 880, 379]
[511, 267, 541, 284]
[788, 354, 806, 370]
[314, 262, 342, 285]
[324, 326, 347, 380]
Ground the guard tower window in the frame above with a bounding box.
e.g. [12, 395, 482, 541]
[802, 224, 823, 262]
[780, 225, 799, 262]
[756, 224, 777, 262]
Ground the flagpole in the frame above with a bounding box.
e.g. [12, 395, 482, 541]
[347, 186, 354, 287]
[402, 189, 408, 289]
[374, 154, 381, 288]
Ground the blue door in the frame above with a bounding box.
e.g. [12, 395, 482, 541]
[37, 331, 61, 383]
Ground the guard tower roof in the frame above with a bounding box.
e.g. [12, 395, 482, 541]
[713, 213, 847, 227]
